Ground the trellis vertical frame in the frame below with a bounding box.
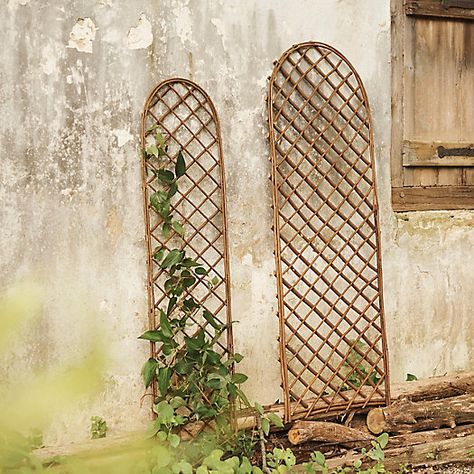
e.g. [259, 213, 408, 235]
[267, 42, 391, 422]
[140, 78, 234, 403]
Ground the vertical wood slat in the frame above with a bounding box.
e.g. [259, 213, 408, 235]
[140, 78, 233, 402]
[268, 42, 390, 422]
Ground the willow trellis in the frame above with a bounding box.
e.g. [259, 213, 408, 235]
[268, 42, 390, 422]
[140, 78, 233, 401]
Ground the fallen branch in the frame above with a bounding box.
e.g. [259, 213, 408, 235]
[288, 421, 372, 446]
[366, 393, 474, 434]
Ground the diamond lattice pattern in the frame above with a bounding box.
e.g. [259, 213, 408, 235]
[268, 43, 390, 421]
[141, 79, 232, 360]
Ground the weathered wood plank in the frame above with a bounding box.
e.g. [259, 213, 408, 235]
[390, 0, 406, 188]
[403, 141, 474, 167]
[405, 0, 474, 20]
[392, 186, 474, 211]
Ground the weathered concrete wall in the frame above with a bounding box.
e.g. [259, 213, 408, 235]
[0, 0, 472, 446]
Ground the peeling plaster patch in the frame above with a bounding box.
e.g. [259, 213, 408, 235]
[112, 129, 133, 147]
[67, 18, 97, 54]
[127, 14, 153, 50]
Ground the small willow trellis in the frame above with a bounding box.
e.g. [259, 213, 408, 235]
[140, 78, 233, 400]
[268, 42, 390, 422]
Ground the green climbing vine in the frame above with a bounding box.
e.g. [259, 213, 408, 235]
[139, 129, 250, 444]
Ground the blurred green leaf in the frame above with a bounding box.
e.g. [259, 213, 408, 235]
[175, 151, 186, 178]
[142, 358, 158, 388]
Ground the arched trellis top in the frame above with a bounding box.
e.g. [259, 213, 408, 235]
[140, 78, 233, 400]
[268, 42, 390, 422]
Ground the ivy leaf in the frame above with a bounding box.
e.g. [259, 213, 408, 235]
[138, 330, 164, 343]
[168, 433, 181, 448]
[161, 249, 184, 269]
[377, 432, 389, 449]
[162, 222, 171, 238]
[154, 401, 174, 423]
[261, 418, 270, 436]
[203, 310, 222, 330]
[232, 373, 248, 384]
[157, 169, 175, 184]
[183, 298, 199, 311]
[155, 131, 165, 147]
[211, 276, 219, 286]
[175, 151, 186, 178]
[160, 310, 173, 338]
[235, 387, 251, 407]
[206, 378, 222, 390]
[146, 144, 159, 158]
[157, 367, 171, 397]
[142, 358, 158, 388]
[153, 248, 165, 262]
[233, 353, 244, 363]
[167, 182, 178, 198]
[172, 221, 185, 237]
[167, 296, 177, 316]
[254, 402, 264, 416]
[150, 191, 168, 211]
[267, 412, 284, 428]
[194, 267, 207, 276]
[185, 335, 203, 352]
[164, 278, 176, 295]
[183, 276, 196, 288]
[406, 373, 417, 382]
[162, 343, 173, 356]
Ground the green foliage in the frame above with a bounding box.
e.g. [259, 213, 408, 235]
[304, 450, 328, 474]
[253, 403, 284, 438]
[405, 373, 417, 382]
[0, 286, 105, 473]
[341, 340, 380, 391]
[90, 416, 107, 440]
[303, 433, 391, 474]
[267, 447, 296, 473]
[145, 131, 187, 238]
[141, 129, 251, 442]
[425, 449, 440, 461]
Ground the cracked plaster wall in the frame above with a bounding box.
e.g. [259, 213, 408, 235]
[0, 0, 472, 446]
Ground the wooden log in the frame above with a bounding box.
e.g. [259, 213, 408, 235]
[288, 421, 372, 446]
[325, 433, 474, 472]
[367, 393, 474, 435]
[255, 372, 474, 429]
[293, 428, 474, 472]
[391, 371, 474, 402]
[178, 372, 474, 441]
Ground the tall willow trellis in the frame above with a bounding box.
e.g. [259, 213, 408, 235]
[140, 78, 234, 402]
[268, 42, 390, 422]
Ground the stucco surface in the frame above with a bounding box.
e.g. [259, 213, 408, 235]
[0, 0, 472, 445]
